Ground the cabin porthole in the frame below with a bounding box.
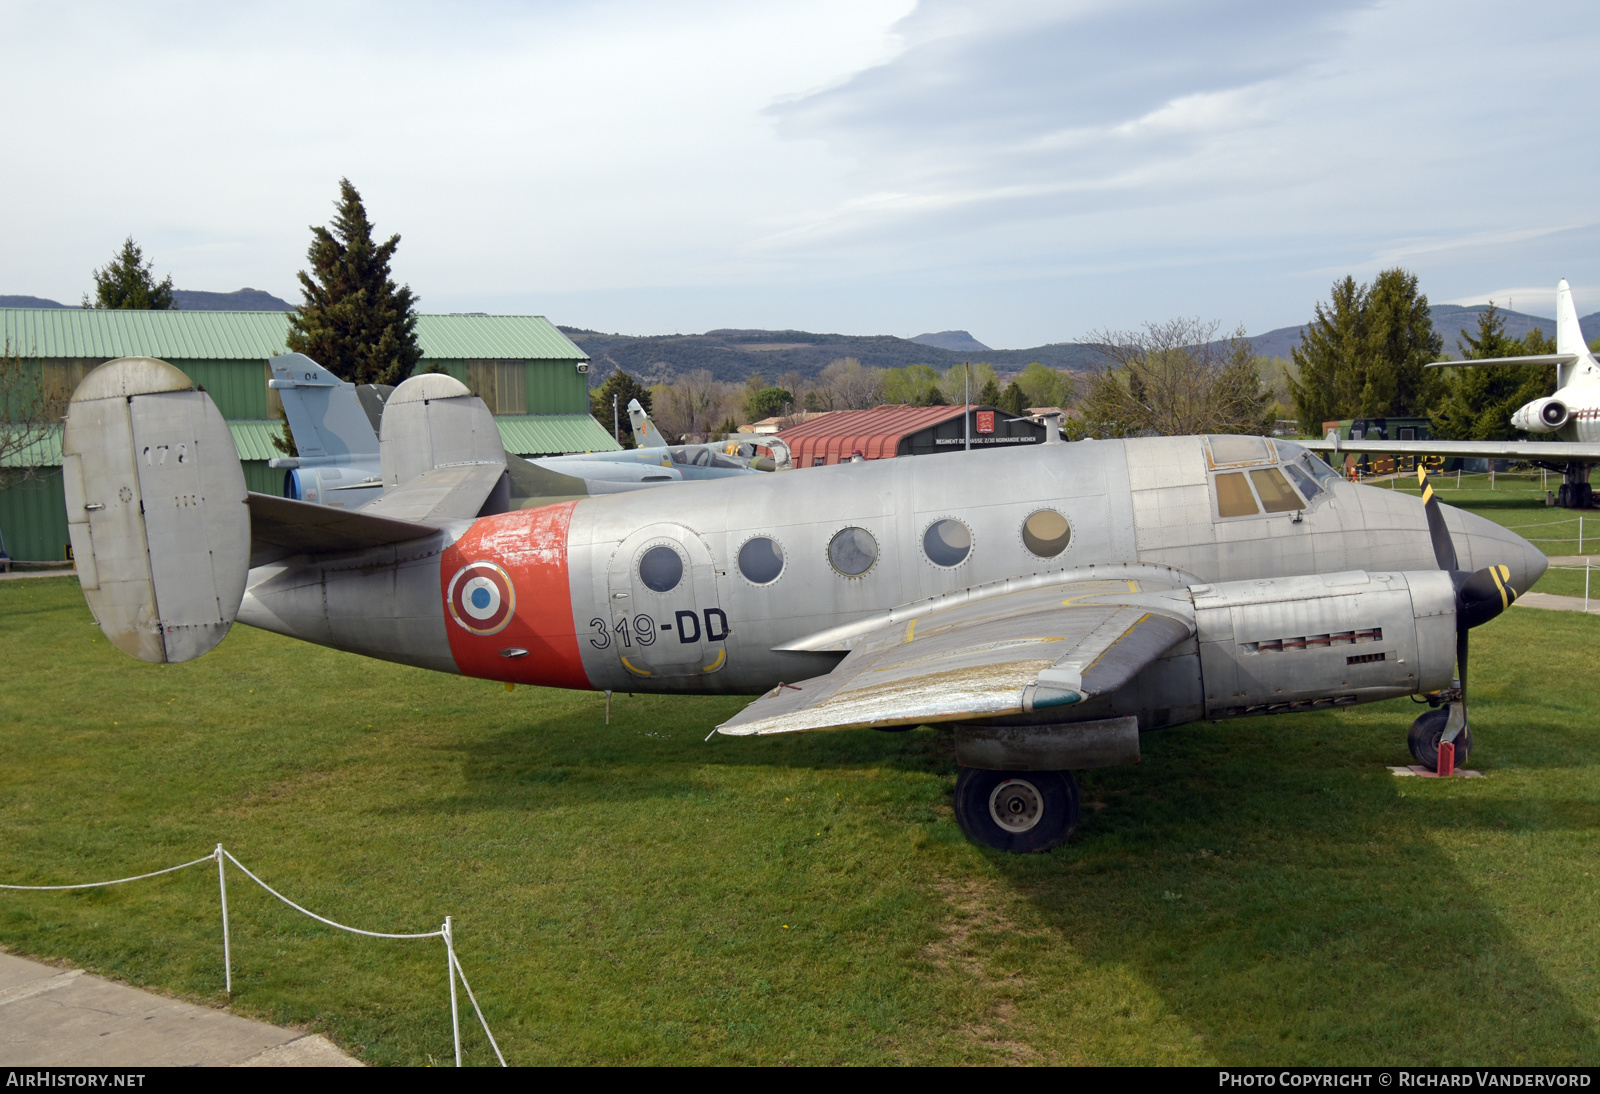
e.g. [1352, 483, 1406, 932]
[922, 518, 972, 568]
[737, 536, 785, 585]
[828, 527, 878, 577]
[1021, 509, 1071, 558]
[637, 544, 685, 592]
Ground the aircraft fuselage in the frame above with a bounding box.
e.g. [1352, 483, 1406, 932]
[237, 434, 1544, 732]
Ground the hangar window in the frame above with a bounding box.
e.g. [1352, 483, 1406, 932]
[1250, 468, 1304, 512]
[1021, 509, 1071, 558]
[638, 545, 684, 592]
[829, 527, 878, 576]
[923, 519, 971, 567]
[1214, 472, 1259, 518]
[738, 537, 785, 584]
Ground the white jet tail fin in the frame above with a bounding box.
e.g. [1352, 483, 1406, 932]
[628, 398, 668, 448]
[62, 358, 250, 663]
[268, 353, 379, 459]
[1554, 279, 1597, 387]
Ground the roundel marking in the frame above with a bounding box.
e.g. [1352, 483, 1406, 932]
[447, 561, 516, 636]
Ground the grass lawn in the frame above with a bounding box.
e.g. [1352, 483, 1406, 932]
[1, 563, 1597, 1066]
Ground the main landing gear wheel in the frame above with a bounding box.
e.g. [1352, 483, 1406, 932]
[1408, 707, 1473, 769]
[953, 768, 1079, 853]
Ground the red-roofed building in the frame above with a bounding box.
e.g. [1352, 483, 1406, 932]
[775, 404, 1047, 467]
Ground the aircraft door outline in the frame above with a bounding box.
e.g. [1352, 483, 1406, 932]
[603, 523, 728, 677]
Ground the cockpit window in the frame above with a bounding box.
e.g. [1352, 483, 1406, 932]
[710, 453, 743, 469]
[1303, 453, 1341, 484]
[1282, 461, 1323, 502]
[669, 448, 689, 465]
[1207, 435, 1271, 467]
[1215, 472, 1259, 517]
[1250, 467, 1304, 512]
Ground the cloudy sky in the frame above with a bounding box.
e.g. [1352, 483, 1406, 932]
[3, 0, 1598, 347]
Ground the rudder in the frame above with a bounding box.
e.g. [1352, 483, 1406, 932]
[62, 358, 250, 663]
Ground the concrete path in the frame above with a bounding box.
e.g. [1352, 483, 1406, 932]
[1547, 556, 1600, 568]
[1514, 591, 1600, 614]
[0, 568, 74, 581]
[0, 952, 360, 1067]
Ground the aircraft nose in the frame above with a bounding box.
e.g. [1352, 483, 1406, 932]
[1447, 507, 1548, 592]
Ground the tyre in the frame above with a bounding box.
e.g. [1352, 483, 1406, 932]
[953, 768, 1079, 853]
[1408, 708, 1472, 769]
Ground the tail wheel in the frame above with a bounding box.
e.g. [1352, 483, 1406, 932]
[1408, 708, 1473, 769]
[953, 768, 1079, 853]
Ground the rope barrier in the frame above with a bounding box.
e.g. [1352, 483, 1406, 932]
[217, 849, 442, 940]
[0, 853, 215, 890]
[0, 844, 506, 1066]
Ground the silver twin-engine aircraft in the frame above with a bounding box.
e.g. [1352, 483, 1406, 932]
[62, 358, 1546, 851]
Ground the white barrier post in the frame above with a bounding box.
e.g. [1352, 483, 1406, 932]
[215, 845, 232, 997]
[1587, 560, 1591, 614]
[445, 916, 462, 1067]
[1581, 517, 1585, 554]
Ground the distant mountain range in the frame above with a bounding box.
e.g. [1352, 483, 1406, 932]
[1248, 304, 1600, 361]
[0, 288, 296, 311]
[7, 288, 1596, 380]
[560, 327, 1103, 385]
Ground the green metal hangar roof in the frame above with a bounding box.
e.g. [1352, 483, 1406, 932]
[0, 308, 618, 561]
[0, 308, 618, 458]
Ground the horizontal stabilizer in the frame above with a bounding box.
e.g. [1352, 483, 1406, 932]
[1426, 353, 1575, 369]
[360, 462, 508, 523]
[246, 492, 439, 558]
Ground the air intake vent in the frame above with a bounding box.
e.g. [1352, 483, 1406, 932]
[1244, 628, 1382, 654]
[1346, 651, 1387, 665]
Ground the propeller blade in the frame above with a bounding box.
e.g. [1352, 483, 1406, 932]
[1456, 625, 1469, 713]
[1416, 465, 1459, 572]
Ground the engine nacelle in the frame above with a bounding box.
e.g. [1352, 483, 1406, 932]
[1511, 397, 1568, 432]
[1192, 571, 1457, 718]
[283, 464, 382, 508]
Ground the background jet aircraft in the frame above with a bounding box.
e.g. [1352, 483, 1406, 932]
[1303, 279, 1600, 507]
[266, 355, 781, 509]
[62, 359, 1544, 852]
[266, 356, 389, 508]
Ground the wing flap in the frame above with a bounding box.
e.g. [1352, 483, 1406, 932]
[719, 590, 1194, 737]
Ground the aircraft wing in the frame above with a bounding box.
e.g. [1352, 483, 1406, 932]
[717, 577, 1195, 736]
[1300, 437, 1600, 462]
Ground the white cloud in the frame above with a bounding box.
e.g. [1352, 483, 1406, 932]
[2, 1, 1599, 345]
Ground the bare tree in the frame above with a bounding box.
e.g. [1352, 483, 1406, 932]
[652, 369, 737, 442]
[1076, 319, 1271, 439]
[0, 340, 65, 491]
[819, 357, 885, 410]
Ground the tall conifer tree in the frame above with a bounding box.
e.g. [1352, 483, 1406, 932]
[1288, 268, 1443, 433]
[83, 237, 175, 310]
[287, 179, 421, 386]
